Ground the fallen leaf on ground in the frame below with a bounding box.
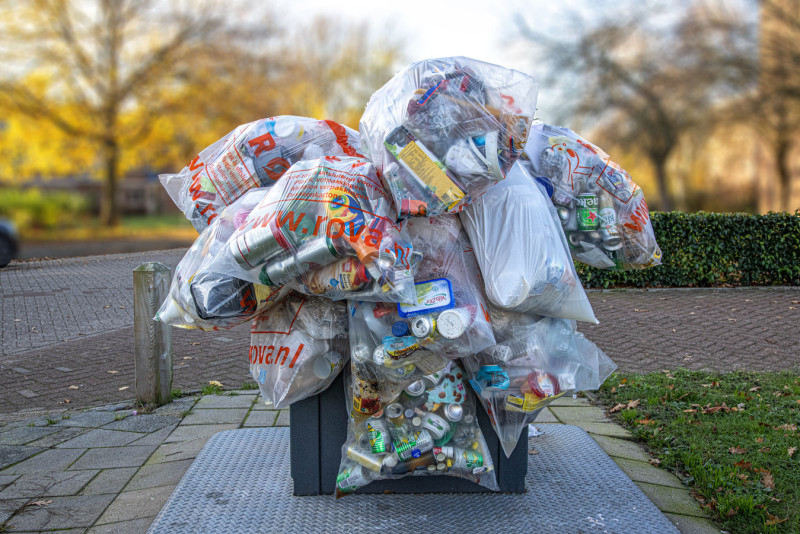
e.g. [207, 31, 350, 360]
[209, 380, 223, 388]
[636, 419, 656, 425]
[649, 458, 661, 466]
[765, 513, 786, 526]
[627, 399, 641, 409]
[118, 386, 129, 391]
[775, 424, 797, 432]
[729, 447, 748, 455]
[190, 342, 201, 346]
[68, 385, 79, 390]
[789, 447, 797, 457]
[683, 409, 697, 413]
[759, 447, 771, 453]
[107, 370, 119, 374]
[726, 508, 738, 517]
[756, 437, 764, 443]
[609, 403, 627, 413]
[29, 500, 52, 507]
[761, 472, 775, 491]
[749, 386, 760, 392]
[184, 356, 193, 360]
[734, 460, 752, 470]
[528, 449, 539, 455]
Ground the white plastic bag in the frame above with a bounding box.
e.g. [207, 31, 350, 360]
[160, 116, 361, 232]
[207, 156, 418, 303]
[360, 57, 538, 219]
[460, 162, 597, 323]
[156, 189, 289, 331]
[523, 123, 662, 270]
[335, 360, 498, 497]
[249, 294, 349, 408]
[463, 317, 617, 457]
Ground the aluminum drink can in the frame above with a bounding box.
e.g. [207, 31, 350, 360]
[436, 308, 470, 339]
[576, 193, 599, 231]
[260, 238, 341, 286]
[567, 231, 585, 250]
[451, 447, 484, 471]
[404, 380, 426, 397]
[410, 316, 435, 338]
[367, 417, 391, 454]
[385, 403, 405, 426]
[336, 464, 371, 495]
[420, 412, 450, 440]
[231, 223, 289, 269]
[444, 403, 463, 422]
[346, 445, 383, 472]
[394, 429, 434, 461]
[598, 206, 622, 250]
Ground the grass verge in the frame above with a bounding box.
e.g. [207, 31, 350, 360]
[596, 369, 799, 534]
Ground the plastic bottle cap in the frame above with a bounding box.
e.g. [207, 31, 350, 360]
[382, 455, 398, 468]
[274, 117, 299, 138]
[312, 355, 332, 379]
[412, 416, 422, 427]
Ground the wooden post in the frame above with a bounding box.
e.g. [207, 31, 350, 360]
[133, 262, 173, 406]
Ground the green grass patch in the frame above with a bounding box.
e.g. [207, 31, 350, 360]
[597, 369, 800, 533]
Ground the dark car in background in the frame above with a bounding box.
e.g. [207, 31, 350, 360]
[0, 218, 19, 267]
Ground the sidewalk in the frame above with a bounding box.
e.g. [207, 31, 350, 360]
[0, 390, 721, 534]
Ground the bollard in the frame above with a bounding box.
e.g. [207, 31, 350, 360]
[133, 262, 173, 406]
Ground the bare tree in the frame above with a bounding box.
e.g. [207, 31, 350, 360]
[0, 0, 259, 226]
[516, 2, 754, 212]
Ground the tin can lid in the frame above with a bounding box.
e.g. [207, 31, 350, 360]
[386, 403, 403, 418]
[372, 345, 387, 366]
[391, 321, 409, 337]
[404, 408, 415, 419]
[436, 462, 447, 471]
[436, 309, 467, 339]
[404, 380, 426, 397]
[435, 452, 446, 462]
[603, 237, 623, 251]
[410, 316, 433, 338]
[411, 416, 422, 427]
[427, 464, 436, 472]
[444, 403, 463, 422]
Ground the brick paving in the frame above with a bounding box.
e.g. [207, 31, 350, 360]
[2, 251, 799, 419]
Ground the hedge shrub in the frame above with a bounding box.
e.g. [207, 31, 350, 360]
[576, 211, 800, 288]
[0, 188, 89, 231]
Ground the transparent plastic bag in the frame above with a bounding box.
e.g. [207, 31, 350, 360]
[159, 116, 361, 232]
[335, 360, 498, 497]
[522, 123, 662, 270]
[360, 57, 538, 219]
[249, 294, 349, 409]
[155, 190, 289, 331]
[460, 162, 597, 324]
[462, 317, 617, 457]
[207, 156, 417, 303]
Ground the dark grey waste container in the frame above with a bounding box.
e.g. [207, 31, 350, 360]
[290, 370, 528, 496]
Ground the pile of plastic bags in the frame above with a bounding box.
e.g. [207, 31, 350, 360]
[156, 56, 661, 496]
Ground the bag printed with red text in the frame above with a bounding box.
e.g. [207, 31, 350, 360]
[156, 189, 290, 331]
[160, 116, 361, 232]
[359, 57, 537, 219]
[208, 156, 417, 303]
[522, 123, 661, 270]
[250, 293, 349, 408]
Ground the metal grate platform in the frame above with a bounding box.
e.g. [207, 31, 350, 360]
[148, 425, 680, 534]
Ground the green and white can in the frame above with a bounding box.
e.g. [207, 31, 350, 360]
[577, 193, 599, 231]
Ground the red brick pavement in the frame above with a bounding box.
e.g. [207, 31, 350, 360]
[1, 286, 798, 419]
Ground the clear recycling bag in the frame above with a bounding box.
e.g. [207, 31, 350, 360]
[156, 189, 289, 331]
[335, 360, 498, 497]
[462, 317, 617, 457]
[160, 116, 361, 232]
[522, 123, 662, 270]
[207, 156, 418, 303]
[249, 294, 349, 408]
[360, 57, 538, 219]
[460, 162, 597, 323]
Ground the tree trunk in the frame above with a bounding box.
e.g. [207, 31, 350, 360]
[653, 156, 673, 212]
[775, 137, 793, 213]
[100, 137, 121, 227]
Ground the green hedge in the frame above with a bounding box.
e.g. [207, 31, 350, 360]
[576, 211, 800, 288]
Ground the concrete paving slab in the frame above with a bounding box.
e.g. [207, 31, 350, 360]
[0, 426, 61, 446]
[590, 434, 651, 462]
[162, 424, 238, 444]
[664, 513, 723, 534]
[6, 494, 115, 530]
[0, 498, 28, 523]
[0, 470, 98, 499]
[0, 446, 46, 470]
[180, 408, 249, 426]
[94, 485, 175, 525]
[69, 445, 156, 471]
[0, 474, 20, 490]
[79, 468, 138, 496]
[25, 427, 88, 448]
[196, 395, 256, 409]
[54, 411, 118, 428]
[276, 410, 290, 427]
[550, 406, 610, 424]
[4, 448, 85, 475]
[144, 438, 211, 466]
[533, 408, 559, 423]
[125, 459, 193, 492]
[149, 397, 198, 419]
[636, 481, 708, 518]
[56, 429, 146, 449]
[86, 515, 156, 534]
[547, 395, 591, 407]
[242, 410, 277, 427]
[128, 424, 177, 448]
[251, 399, 275, 410]
[613, 458, 686, 489]
[574, 422, 634, 439]
[102, 415, 180, 433]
